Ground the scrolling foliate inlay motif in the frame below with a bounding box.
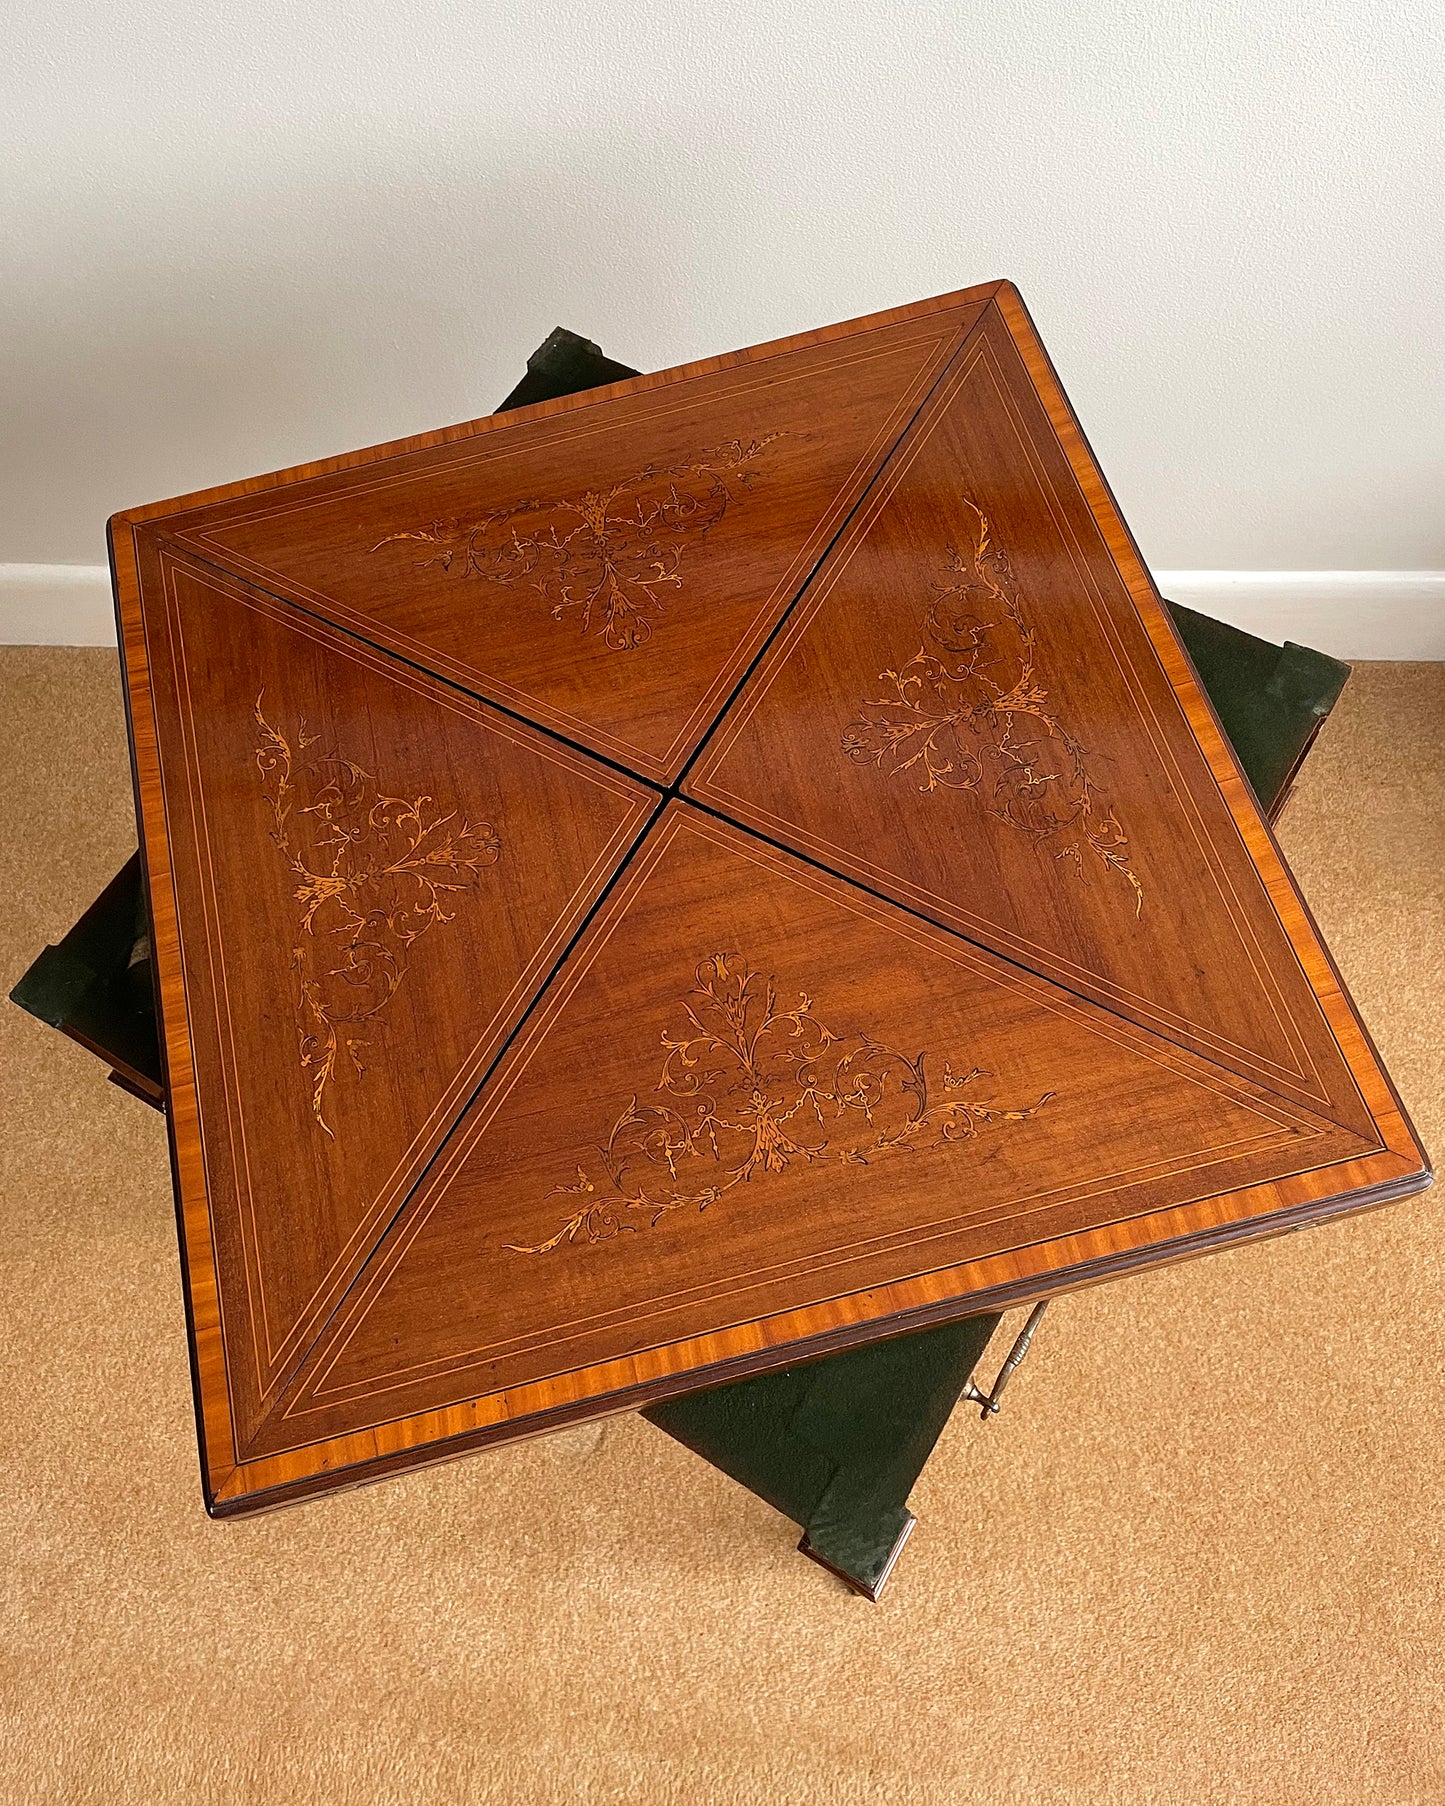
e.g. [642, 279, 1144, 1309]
[371, 435, 784, 651]
[253, 698, 502, 1135]
[509, 952, 1050, 1253]
[841, 499, 1144, 913]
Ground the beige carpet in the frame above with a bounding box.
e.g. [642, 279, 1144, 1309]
[1, 650, 1441, 1806]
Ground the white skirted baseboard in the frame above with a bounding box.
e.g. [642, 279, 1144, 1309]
[2, 562, 1442, 660]
[1, 564, 117, 646]
[1154, 572, 1444, 661]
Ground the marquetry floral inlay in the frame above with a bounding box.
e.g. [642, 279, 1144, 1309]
[371, 435, 784, 652]
[254, 697, 502, 1136]
[841, 498, 1144, 913]
[508, 952, 1050, 1253]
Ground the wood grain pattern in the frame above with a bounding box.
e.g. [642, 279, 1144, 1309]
[245, 804, 1377, 1461]
[685, 307, 1375, 1137]
[121, 537, 655, 1450]
[148, 301, 989, 783]
[107, 281, 1430, 1516]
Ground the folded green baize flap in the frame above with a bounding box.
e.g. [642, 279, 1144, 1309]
[9, 851, 161, 1095]
[1167, 601, 1348, 812]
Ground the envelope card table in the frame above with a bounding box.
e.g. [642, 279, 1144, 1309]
[12, 330, 1356, 1601]
[105, 281, 1429, 1519]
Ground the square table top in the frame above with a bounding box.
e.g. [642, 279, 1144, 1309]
[110, 280, 1430, 1516]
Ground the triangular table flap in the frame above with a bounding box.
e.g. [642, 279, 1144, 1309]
[152, 300, 991, 783]
[131, 540, 656, 1440]
[686, 304, 1376, 1136]
[248, 804, 1375, 1459]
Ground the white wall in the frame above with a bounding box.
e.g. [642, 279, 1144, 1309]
[4, 0, 1443, 650]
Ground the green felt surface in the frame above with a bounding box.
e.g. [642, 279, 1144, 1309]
[496, 326, 639, 413]
[1166, 600, 1348, 810]
[649, 1316, 1003, 1591]
[9, 851, 159, 1091]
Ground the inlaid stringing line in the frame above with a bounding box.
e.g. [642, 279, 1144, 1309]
[691, 327, 1335, 1101]
[179, 324, 975, 770]
[287, 809, 1343, 1411]
[975, 335, 1329, 1099]
[156, 552, 654, 1391]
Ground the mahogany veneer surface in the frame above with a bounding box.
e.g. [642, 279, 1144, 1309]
[109, 281, 1429, 1515]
